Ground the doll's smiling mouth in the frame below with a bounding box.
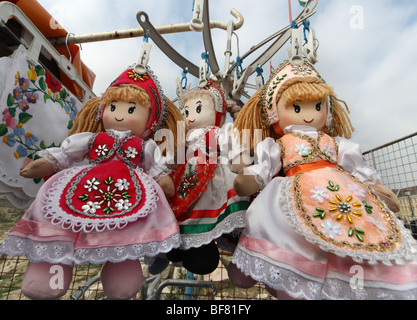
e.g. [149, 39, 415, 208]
[115, 117, 124, 122]
[304, 119, 314, 123]
[188, 119, 196, 124]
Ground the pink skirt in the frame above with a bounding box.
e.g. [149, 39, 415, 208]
[0, 165, 180, 265]
[232, 171, 417, 300]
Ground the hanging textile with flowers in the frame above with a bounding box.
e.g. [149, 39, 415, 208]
[0, 45, 83, 208]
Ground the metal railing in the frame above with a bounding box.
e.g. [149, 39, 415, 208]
[363, 132, 417, 238]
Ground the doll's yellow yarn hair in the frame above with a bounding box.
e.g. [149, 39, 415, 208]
[234, 78, 354, 153]
[69, 96, 104, 135]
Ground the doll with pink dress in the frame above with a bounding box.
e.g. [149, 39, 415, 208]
[0, 66, 184, 299]
[228, 59, 417, 299]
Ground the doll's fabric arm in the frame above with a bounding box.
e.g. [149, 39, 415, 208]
[335, 137, 381, 184]
[142, 139, 171, 181]
[37, 132, 93, 171]
[245, 137, 282, 189]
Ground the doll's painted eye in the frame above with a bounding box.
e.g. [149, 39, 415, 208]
[128, 106, 136, 114]
[196, 103, 202, 114]
[293, 104, 301, 113]
[316, 103, 322, 112]
[110, 104, 116, 112]
[185, 109, 189, 117]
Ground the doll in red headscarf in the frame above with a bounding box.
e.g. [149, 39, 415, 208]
[0, 66, 184, 300]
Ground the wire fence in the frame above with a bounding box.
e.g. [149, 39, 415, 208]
[363, 132, 417, 236]
[1, 132, 417, 300]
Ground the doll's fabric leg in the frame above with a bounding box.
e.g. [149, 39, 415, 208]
[182, 241, 220, 275]
[100, 260, 144, 300]
[166, 248, 184, 263]
[227, 262, 257, 288]
[21, 261, 73, 300]
[148, 256, 170, 275]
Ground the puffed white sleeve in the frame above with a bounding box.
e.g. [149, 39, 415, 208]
[245, 137, 282, 189]
[335, 137, 381, 184]
[142, 139, 171, 181]
[37, 132, 93, 171]
[218, 122, 243, 165]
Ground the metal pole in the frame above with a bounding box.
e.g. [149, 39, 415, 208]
[50, 9, 244, 46]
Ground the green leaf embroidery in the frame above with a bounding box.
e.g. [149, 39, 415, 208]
[18, 112, 33, 124]
[39, 77, 47, 91]
[0, 124, 8, 137]
[7, 93, 14, 107]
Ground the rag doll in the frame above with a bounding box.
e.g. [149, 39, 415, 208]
[0, 66, 184, 300]
[228, 60, 417, 300]
[166, 80, 249, 275]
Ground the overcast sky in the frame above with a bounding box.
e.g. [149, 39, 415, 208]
[38, 0, 417, 152]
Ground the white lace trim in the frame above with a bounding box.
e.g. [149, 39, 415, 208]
[232, 246, 417, 300]
[180, 210, 246, 250]
[0, 233, 181, 266]
[42, 166, 159, 233]
[280, 177, 417, 266]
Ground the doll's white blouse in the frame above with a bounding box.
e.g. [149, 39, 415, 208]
[246, 125, 380, 188]
[39, 129, 169, 180]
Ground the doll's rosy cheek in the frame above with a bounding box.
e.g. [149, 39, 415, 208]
[102, 112, 111, 124]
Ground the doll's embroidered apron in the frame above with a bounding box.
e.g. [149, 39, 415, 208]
[53, 131, 150, 232]
[169, 127, 218, 217]
[281, 132, 403, 261]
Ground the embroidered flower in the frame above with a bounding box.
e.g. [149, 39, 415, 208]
[27, 66, 37, 82]
[14, 145, 28, 159]
[321, 220, 342, 239]
[115, 199, 132, 211]
[2, 109, 16, 129]
[82, 201, 101, 214]
[127, 69, 149, 82]
[45, 71, 63, 93]
[24, 132, 39, 146]
[13, 124, 25, 137]
[3, 134, 16, 147]
[13, 87, 23, 100]
[115, 178, 130, 191]
[96, 144, 109, 157]
[18, 77, 30, 91]
[348, 184, 366, 198]
[295, 143, 311, 157]
[291, 65, 312, 76]
[310, 186, 330, 204]
[84, 178, 100, 192]
[322, 144, 335, 158]
[125, 146, 138, 158]
[25, 92, 39, 104]
[18, 100, 30, 112]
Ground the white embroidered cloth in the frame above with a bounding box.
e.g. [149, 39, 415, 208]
[0, 45, 83, 208]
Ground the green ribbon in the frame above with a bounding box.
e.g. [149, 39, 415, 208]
[179, 201, 249, 235]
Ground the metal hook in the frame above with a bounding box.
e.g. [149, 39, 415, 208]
[65, 32, 74, 63]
